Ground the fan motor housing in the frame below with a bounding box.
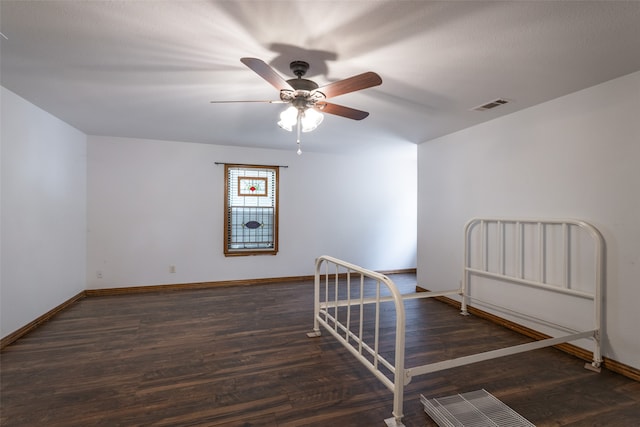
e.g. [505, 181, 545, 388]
[286, 78, 319, 91]
[286, 60, 319, 91]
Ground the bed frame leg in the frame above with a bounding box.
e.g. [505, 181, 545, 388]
[307, 330, 321, 338]
[460, 303, 470, 316]
[384, 417, 405, 427]
[460, 286, 470, 316]
[584, 361, 601, 373]
[584, 331, 602, 372]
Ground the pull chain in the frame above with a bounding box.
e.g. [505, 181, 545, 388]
[296, 111, 302, 155]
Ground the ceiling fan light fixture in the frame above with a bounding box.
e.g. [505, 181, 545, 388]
[224, 58, 381, 153]
[277, 106, 298, 131]
[277, 106, 324, 133]
[300, 108, 324, 132]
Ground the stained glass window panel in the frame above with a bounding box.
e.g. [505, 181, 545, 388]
[224, 165, 278, 256]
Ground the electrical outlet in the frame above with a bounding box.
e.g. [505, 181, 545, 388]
[169, 265, 176, 274]
[96, 270, 103, 279]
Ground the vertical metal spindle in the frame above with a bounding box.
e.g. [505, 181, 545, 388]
[359, 274, 364, 355]
[498, 220, 504, 275]
[481, 220, 487, 271]
[334, 264, 339, 332]
[563, 223, 569, 289]
[346, 269, 351, 341]
[324, 261, 329, 323]
[517, 221, 523, 279]
[374, 279, 381, 370]
[539, 222, 546, 283]
[593, 225, 604, 366]
[461, 219, 473, 315]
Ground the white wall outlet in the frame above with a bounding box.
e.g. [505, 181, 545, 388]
[96, 270, 103, 279]
[169, 265, 176, 274]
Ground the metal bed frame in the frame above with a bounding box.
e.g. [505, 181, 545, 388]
[308, 218, 604, 426]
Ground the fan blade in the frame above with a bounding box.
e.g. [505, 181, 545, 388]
[315, 72, 382, 99]
[210, 100, 285, 104]
[240, 57, 293, 91]
[315, 102, 370, 120]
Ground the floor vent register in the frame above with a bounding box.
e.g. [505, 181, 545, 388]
[420, 389, 535, 427]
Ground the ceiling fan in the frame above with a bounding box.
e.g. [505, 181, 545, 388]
[211, 57, 383, 153]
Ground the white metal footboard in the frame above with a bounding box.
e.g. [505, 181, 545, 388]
[307, 255, 461, 426]
[307, 255, 409, 426]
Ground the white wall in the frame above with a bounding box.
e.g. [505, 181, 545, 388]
[417, 71, 640, 369]
[1, 87, 87, 338]
[87, 136, 417, 288]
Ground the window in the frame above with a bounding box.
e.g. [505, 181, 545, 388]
[224, 164, 279, 256]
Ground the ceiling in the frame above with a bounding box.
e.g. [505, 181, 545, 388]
[2, 1, 640, 154]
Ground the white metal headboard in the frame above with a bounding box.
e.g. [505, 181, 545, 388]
[461, 218, 604, 362]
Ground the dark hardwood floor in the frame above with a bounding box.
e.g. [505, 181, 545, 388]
[1, 274, 639, 426]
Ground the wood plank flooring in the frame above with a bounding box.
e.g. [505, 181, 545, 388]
[1, 274, 639, 426]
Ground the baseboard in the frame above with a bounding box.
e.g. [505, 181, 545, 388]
[380, 268, 417, 275]
[85, 275, 317, 296]
[0, 291, 86, 350]
[416, 285, 640, 382]
[85, 269, 416, 297]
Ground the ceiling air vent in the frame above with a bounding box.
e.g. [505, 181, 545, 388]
[471, 98, 509, 112]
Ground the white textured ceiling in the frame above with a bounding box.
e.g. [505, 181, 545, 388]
[1, 1, 639, 153]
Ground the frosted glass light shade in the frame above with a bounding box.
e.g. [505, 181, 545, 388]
[277, 106, 298, 132]
[277, 106, 324, 133]
[300, 108, 324, 132]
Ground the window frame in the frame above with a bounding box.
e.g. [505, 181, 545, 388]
[223, 164, 279, 257]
